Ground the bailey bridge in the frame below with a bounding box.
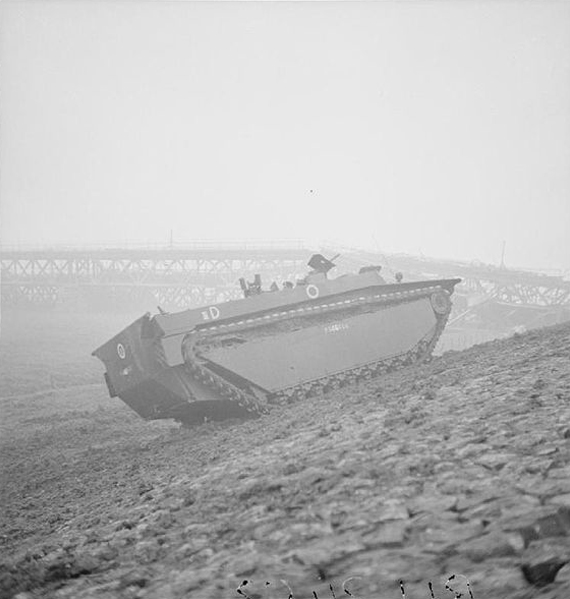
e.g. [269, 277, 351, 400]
[1, 243, 569, 348]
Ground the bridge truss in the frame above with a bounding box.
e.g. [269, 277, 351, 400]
[0, 245, 311, 310]
[2, 245, 569, 334]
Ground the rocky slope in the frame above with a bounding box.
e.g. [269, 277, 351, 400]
[1, 319, 569, 599]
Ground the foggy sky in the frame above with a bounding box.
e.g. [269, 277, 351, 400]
[1, 0, 569, 270]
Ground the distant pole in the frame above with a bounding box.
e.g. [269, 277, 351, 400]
[169, 229, 174, 249]
[500, 240, 506, 268]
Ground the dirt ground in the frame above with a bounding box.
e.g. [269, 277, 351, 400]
[1, 310, 569, 599]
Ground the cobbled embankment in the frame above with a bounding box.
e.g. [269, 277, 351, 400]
[1, 322, 569, 599]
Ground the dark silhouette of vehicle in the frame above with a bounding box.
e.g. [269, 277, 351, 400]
[92, 255, 461, 424]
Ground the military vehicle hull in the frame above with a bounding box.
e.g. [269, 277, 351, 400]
[93, 262, 460, 424]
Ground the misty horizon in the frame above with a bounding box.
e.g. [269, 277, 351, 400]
[1, 1, 569, 271]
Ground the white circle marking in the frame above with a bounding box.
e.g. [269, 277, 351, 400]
[306, 284, 320, 299]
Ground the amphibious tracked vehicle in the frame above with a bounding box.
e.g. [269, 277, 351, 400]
[93, 255, 461, 424]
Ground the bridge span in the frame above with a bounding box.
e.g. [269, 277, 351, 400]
[2, 244, 569, 347]
[0, 243, 311, 309]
